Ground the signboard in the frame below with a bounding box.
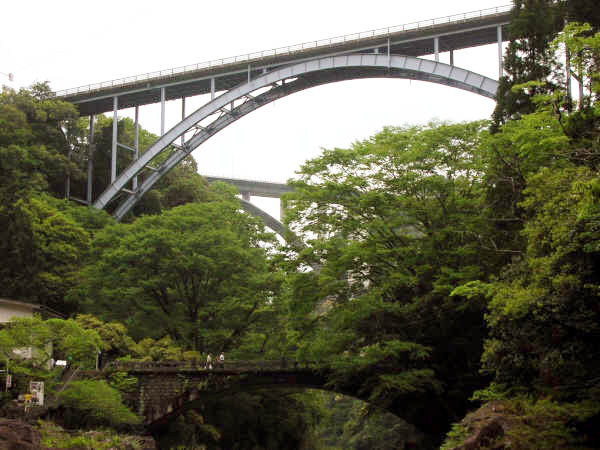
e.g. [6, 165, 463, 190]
[29, 381, 44, 406]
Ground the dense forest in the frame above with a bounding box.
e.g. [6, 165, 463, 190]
[1, 0, 600, 448]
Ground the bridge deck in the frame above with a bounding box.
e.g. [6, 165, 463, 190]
[57, 5, 510, 115]
[203, 175, 292, 198]
[110, 360, 317, 373]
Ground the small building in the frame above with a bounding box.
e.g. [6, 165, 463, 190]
[0, 298, 42, 323]
[0, 298, 56, 369]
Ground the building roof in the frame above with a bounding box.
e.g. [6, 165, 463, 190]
[0, 298, 41, 310]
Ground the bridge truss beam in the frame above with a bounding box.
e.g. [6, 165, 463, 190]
[92, 54, 498, 223]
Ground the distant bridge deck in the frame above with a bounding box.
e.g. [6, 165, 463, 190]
[56, 5, 510, 115]
[202, 174, 292, 198]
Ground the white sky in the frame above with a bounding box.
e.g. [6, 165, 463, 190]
[2, 0, 508, 219]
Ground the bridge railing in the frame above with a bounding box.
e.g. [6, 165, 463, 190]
[201, 173, 289, 186]
[107, 359, 319, 372]
[54, 5, 510, 98]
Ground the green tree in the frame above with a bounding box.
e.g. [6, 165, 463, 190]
[475, 23, 600, 399]
[0, 82, 83, 199]
[0, 194, 111, 312]
[565, 0, 600, 31]
[281, 121, 499, 439]
[492, 0, 564, 130]
[0, 83, 113, 312]
[75, 196, 279, 352]
[0, 316, 102, 373]
[443, 20, 600, 449]
[74, 314, 137, 361]
[476, 166, 600, 399]
[57, 380, 140, 427]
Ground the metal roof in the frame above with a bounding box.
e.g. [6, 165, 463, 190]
[0, 298, 41, 310]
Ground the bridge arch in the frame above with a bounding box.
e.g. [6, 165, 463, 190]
[92, 54, 498, 220]
[135, 368, 432, 433]
[239, 198, 286, 237]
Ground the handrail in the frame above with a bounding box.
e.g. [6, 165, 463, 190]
[108, 359, 318, 371]
[201, 173, 289, 186]
[54, 5, 511, 98]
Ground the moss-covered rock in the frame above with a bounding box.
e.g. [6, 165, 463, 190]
[442, 398, 600, 450]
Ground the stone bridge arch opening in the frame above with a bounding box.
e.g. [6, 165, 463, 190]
[144, 381, 426, 447]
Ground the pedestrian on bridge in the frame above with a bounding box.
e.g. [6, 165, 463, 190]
[219, 353, 225, 369]
[206, 353, 213, 370]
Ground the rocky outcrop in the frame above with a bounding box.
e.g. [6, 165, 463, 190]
[133, 435, 158, 450]
[447, 401, 509, 450]
[0, 418, 41, 450]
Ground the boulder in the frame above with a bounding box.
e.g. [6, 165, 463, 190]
[0, 418, 41, 450]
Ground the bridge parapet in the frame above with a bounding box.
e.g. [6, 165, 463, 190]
[109, 359, 317, 373]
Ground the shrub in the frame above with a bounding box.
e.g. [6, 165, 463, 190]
[57, 380, 140, 427]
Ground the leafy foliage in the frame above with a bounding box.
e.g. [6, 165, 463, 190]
[0, 82, 83, 199]
[0, 195, 112, 312]
[57, 380, 140, 427]
[156, 391, 317, 450]
[39, 420, 145, 450]
[0, 316, 102, 371]
[75, 198, 279, 352]
[280, 121, 499, 436]
[441, 15, 600, 449]
[492, 0, 564, 130]
[3, 7, 600, 447]
[74, 314, 137, 360]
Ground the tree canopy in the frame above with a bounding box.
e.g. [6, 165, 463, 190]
[2, 2, 600, 447]
[74, 195, 279, 351]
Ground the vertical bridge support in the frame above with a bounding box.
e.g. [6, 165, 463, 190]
[160, 87, 166, 136]
[87, 115, 95, 204]
[111, 96, 118, 183]
[497, 25, 503, 79]
[133, 106, 140, 191]
[181, 97, 186, 147]
[109, 97, 148, 192]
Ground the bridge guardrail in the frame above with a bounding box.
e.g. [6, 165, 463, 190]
[107, 359, 319, 372]
[201, 173, 289, 186]
[54, 5, 510, 98]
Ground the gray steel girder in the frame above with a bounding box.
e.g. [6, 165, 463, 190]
[94, 54, 498, 225]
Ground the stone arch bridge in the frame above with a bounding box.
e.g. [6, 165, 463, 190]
[108, 360, 445, 436]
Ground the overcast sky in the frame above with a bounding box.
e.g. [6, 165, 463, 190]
[2, 0, 509, 218]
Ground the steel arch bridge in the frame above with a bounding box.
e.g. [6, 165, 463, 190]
[97, 54, 499, 221]
[57, 5, 509, 233]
